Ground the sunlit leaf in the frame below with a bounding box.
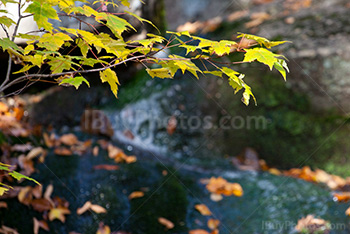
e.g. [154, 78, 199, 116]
[25, 0, 60, 31]
[49, 206, 71, 223]
[158, 217, 174, 229]
[195, 204, 212, 216]
[100, 68, 119, 98]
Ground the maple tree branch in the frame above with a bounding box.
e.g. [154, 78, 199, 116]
[0, 54, 148, 92]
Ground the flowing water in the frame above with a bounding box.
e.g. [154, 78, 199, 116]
[1, 76, 349, 234]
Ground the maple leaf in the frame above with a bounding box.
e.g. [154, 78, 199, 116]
[101, 13, 136, 37]
[25, 0, 60, 31]
[100, 68, 120, 98]
[0, 16, 15, 27]
[0, 38, 21, 52]
[58, 133, 79, 146]
[169, 55, 202, 78]
[33, 218, 49, 234]
[59, 76, 90, 89]
[54, 147, 73, 156]
[346, 207, 350, 216]
[243, 48, 282, 70]
[195, 204, 212, 216]
[189, 230, 210, 234]
[49, 206, 71, 223]
[208, 219, 220, 230]
[37, 33, 72, 52]
[158, 217, 174, 229]
[77, 201, 107, 215]
[93, 164, 119, 171]
[96, 222, 111, 234]
[128, 191, 145, 200]
[146, 68, 172, 79]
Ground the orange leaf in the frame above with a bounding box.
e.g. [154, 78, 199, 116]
[26, 147, 46, 160]
[333, 192, 350, 203]
[158, 217, 174, 229]
[96, 222, 111, 234]
[49, 206, 71, 223]
[33, 218, 49, 234]
[54, 147, 73, 156]
[93, 164, 120, 171]
[90, 204, 107, 214]
[346, 207, 350, 216]
[18, 186, 33, 206]
[124, 155, 137, 164]
[77, 201, 92, 215]
[43, 132, 55, 148]
[0, 202, 7, 209]
[189, 230, 210, 234]
[210, 193, 223, 202]
[31, 198, 53, 212]
[128, 191, 144, 200]
[207, 219, 220, 230]
[195, 204, 212, 216]
[59, 133, 79, 146]
[93, 146, 99, 156]
[167, 116, 177, 135]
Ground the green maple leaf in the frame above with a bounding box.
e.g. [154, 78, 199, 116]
[9, 171, 40, 185]
[0, 16, 15, 27]
[237, 33, 290, 48]
[59, 76, 90, 89]
[0, 38, 20, 51]
[25, 0, 60, 31]
[37, 32, 72, 51]
[48, 57, 73, 74]
[100, 14, 136, 37]
[100, 68, 120, 98]
[169, 55, 201, 78]
[146, 68, 172, 79]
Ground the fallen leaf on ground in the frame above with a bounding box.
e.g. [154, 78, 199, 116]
[195, 204, 212, 216]
[205, 177, 243, 197]
[346, 207, 350, 216]
[0, 225, 19, 234]
[11, 143, 33, 152]
[189, 230, 210, 234]
[49, 206, 71, 223]
[31, 198, 53, 212]
[77, 201, 92, 215]
[31, 185, 42, 199]
[167, 116, 177, 135]
[158, 217, 174, 229]
[333, 192, 350, 203]
[59, 133, 79, 146]
[0, 202, 7, 209]
[33, 218, 49, 234]
[128, 191, 144, 200]
[77, 201, 107, 215]
[93, 164, 119, 171]
[96, 222, 111, 234]
[43, 132, 55, 148]
[18, 155, 35, 175]
[208, 219, 220, 230]
[93, 146, 99, 156]
[295, 215, 330, 233]
[268, 168, 281, 176]
[44, 184, 54, 200]
[18, 186, 33, 206]
[26, 147, 46, 160]
[210, 193, 223, 202]
[54, 147, 73, 156]
[90, 204, 107, 214]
